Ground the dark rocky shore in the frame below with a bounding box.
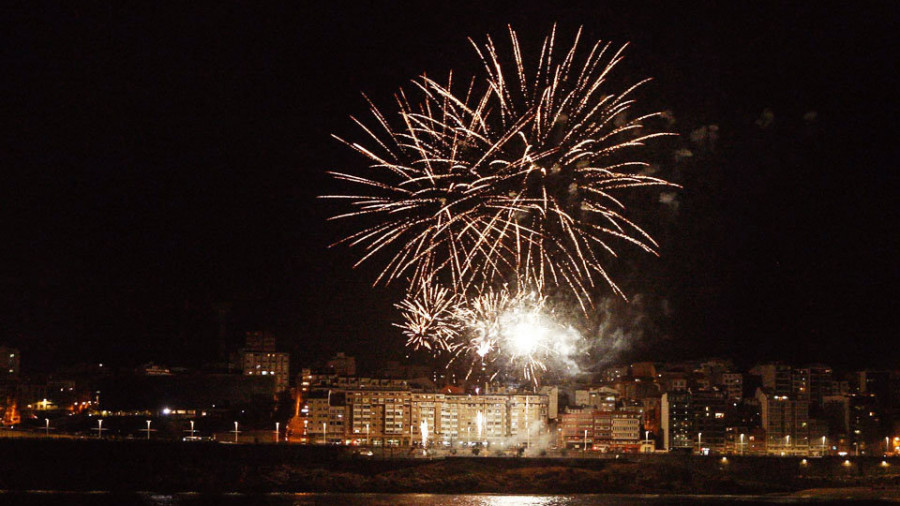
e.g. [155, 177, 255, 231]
[1, 439, 898, 495]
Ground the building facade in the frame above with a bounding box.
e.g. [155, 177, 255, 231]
[661, 390, 692, 450]
[757, 388, 810, 456]
[242, 351, 290, 393]
[297, 386, 548, 447]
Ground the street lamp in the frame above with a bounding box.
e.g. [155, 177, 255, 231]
[822, 436, 827, 456]
[274, 422, 280, 443]
[740, 433, 745, 456]
[95, 419, 104, 438]
[365, 422, 369, 446]
[583, 429, 588, 455]
[44, 418, 50, 436]
[145, 420, 152, 440]
[322, 422, 327, 445]
[232, 421, 240, 443]
[785, 434, 790, 454]
[698, 432, 703, 454]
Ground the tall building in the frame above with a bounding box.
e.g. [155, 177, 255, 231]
[538, 385, 559, 420]
[642, 395, 662, 435]
[305, 391, 347, 444]
[750, 363, 793, 396]
[240, 333, 290, 394]
[722, 373, 744, 401]
[806, 364, 835, 406]
[848, 393, 882, 453]
[756, 388, 809, 456]
[822, 394, 850, 436]
[792, 368, 811, 402]
[692, 389, 727, 454]
[560, 406, 595, 449]
[661, 390, 692, 450]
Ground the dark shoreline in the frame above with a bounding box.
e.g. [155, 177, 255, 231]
[1, 439, 898, 496]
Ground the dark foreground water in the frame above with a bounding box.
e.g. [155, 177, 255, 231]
[0, 493, 896, 505]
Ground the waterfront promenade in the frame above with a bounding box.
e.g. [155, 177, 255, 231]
[0, 438, 898, 495]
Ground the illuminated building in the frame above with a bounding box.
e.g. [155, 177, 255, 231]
[610, 410, 643, 452]
[792, 368, 810, 402]
[642, 395, 662, 434]
[558, 407, 644, 452]
[692, 389, 727, 454]
[303, 390, 348, 444]
[575, 386, 618, 410]
[659, 371, 689, 393]
[559, 406, 594, 449]
[300, 383, 548, 447]
[751, 363, 793, 397]
[757, 388, 809, 456]
[848, 393, 882, 454]
[242, 351, 290, 393]
[538, 385, 559, 420]
[661, 390, 692, 451]
[508, 394, 546, 443]
[240, 333, 289, 394]
[722, 373, 744, 401]
[805, 364, 835, 406]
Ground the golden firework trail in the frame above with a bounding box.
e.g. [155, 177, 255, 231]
[324, 25, 675, 310]
[324, 25, 677, 384]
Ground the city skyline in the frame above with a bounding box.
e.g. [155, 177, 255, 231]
[3, 4, 898, 373]
[5, 344, 898, 459]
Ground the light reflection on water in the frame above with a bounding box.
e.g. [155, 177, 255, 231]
[138, 493, 896, 506]
[0, 492, 891, 505]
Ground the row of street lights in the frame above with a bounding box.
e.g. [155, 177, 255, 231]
[69, 418, 284, 443]
[703, 434, 889, 457]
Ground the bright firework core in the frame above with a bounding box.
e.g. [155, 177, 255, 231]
[490, 295, 581, 382]
[504, 312, 548, 357]
[399, 283, 584, 385]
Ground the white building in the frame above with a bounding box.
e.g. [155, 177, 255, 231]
[301, 387, 548, 447]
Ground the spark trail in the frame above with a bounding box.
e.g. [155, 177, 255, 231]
[325, 25, 676, 384]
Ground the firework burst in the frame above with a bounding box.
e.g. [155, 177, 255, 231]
[325, 25, 675, 310]
[326, 25, 676, 384]
[397, 281, 582, 385]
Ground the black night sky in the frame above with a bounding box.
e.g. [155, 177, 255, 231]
[3, 3, 898, 374]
